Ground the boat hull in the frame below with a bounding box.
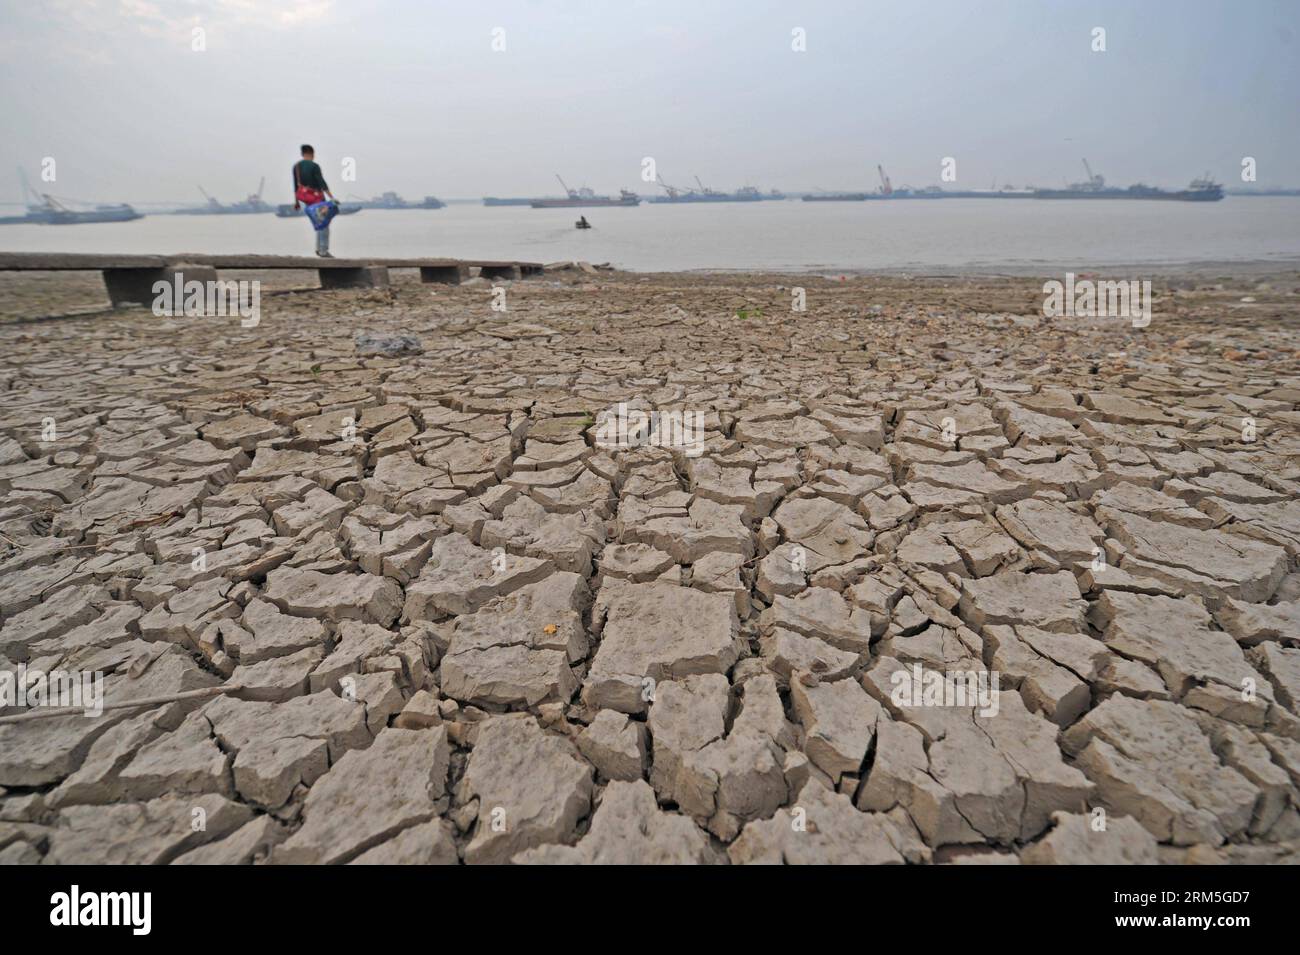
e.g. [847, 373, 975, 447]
[530, 198, 640, 208]
[8, 209, 144, 224]
[1031, 188, 1223, 201]
[648, 195, 763, 203]
[172, 207, 273, 215]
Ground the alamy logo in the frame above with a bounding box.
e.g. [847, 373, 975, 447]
[1040, 272, 1154, 328]
[594, 402, 705, 457]
[0, 665, 103, 717]
[889, 663, 1000, 717]
[152, 272, 260, 328]
[50, 885, 151, 935]
[1042, 272, 1151, 328]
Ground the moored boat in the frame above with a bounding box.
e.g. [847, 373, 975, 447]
[531, 175, 640, 208]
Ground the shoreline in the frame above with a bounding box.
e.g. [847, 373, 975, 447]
[679, 257, 1300, 279]
[3, 263, 1300, 324]
[2, 254, 1298, 281]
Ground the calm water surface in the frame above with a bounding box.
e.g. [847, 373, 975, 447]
[1, 197, 1297, 273]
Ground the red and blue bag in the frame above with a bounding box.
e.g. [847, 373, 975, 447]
[305, 199, 338, 231]
[295, 185, 325, 206]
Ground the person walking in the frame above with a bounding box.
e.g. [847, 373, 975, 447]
[292, 144, 336, 257]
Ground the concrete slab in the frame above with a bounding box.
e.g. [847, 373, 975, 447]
[103, 265, 220, 309]
[319, 266, 390, 290]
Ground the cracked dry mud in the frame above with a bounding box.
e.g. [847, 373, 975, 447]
[1, 266, 1299, 865]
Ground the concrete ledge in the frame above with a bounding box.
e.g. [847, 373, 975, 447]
[103, 265, 219, 308]
[0, 253, 171, 271]
[420, 264, 466, 285]
[1, 252, 544, 310]
[0, 252, 544, 274]
[319, 266, 390, 290]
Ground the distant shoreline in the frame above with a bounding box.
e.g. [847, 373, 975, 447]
[673, 258, 1300, 280]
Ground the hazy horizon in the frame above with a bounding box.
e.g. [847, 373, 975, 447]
[1, 0, 1298, 206]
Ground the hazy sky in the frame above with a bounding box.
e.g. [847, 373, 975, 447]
[1, 0, 1297, 205]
